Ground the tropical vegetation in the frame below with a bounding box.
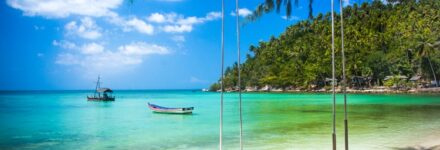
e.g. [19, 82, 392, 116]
[211, 0, 440, 91]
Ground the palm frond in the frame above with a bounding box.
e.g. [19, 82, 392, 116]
[247, 0, 313, 22]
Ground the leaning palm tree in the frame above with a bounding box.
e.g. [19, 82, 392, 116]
[246, 0, 314, 21]
[416, 41, 439, 87]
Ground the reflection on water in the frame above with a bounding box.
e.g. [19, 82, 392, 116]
[0, 91, 439, 150]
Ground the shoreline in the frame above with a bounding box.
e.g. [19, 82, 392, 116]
[210, 87, 440, 94]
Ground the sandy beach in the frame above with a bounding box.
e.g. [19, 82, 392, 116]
[400, 134, 440, 150]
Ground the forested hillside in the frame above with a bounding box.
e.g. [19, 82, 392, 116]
[211, 0, 440, 91]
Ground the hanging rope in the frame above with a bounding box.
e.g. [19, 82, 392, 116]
[340, 0, 348, 150]
[219, 0, 225, 149]
[331, 0, 337, 150]
[235, 0, 243, 149]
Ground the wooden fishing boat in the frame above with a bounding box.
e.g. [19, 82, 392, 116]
[147, 103, 193, 114]
[87, 76, 115, 101]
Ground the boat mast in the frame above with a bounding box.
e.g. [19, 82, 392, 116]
[94, 75, 101, 97]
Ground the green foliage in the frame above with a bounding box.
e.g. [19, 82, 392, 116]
[384, 77, 399, 87]
[214, 0, 440, 90]
[384, 76, 408, 88]
[209, 83, 221, 91]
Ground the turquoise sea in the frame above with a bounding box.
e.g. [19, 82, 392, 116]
[0, 90, 439, 150]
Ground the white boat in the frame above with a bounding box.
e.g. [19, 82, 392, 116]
[147, 103, 194, 114]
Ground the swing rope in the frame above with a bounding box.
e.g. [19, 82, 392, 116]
[331, 0, 337, 149]
[340, 0, 349, 149]
[219, 0, 225, 149]
[235, 0, 243, 149]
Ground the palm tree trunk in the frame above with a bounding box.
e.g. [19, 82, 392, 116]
[427, 57, 438, 87]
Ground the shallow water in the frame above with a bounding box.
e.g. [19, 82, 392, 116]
[0, 90, 439, 150]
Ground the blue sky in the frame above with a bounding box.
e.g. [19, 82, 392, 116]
[0, 0, 354, 90]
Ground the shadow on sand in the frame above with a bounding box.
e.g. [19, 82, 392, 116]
[392, 145, 440, 150]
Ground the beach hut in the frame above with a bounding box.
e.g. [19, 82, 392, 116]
[325, 78, 338, 86]
[259, 85, 271, 92]
[409, 75, 421, 81]
[409, 75, 422, 88]
[384, 75, 408, 81]
[245, 86, 257, 92]
[351, 76, 372, 89]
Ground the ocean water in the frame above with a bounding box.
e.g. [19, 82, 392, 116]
[0, 90, 439, 150]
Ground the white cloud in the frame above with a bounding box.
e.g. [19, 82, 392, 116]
[205, 12, 221, 20]
[118, 42, 169, 55]
[55, 41, 170, 74]
[111, 11, 218, 34]
[146, 12, 186, 24]
[81, 43, 104, 54]
[90, 11, 218, 35]
[65, 17, 102, 40]
[107, 15, 154, 35]
[6, 0, 123, 18]
[147, 13, 166, 23]
[281, 16, 300, 21]
[177, 16, 203, 25]
[147, 11, 220, 24]
[177, 11, 221, 24]
[147, 11, 220, 33]
[162, 25, 193, 33]
[126, 18, 155, 35]
[52, 40, 77, 49]
[230, 8, 252, 17]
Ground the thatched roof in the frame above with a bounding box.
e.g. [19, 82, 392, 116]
[325, 78, 338, 82]
[409, 75, 421, 81]
[97, 88, 113, 93]
[384, 75, 408, 81]
[351, 76, 372, 79]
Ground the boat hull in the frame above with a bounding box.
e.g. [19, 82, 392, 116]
[148, 103, 193, 114]
[87, 96, 115, 101]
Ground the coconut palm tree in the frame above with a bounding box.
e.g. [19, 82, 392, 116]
[246, 0, 314, 21]
[416, 41, 439, 87]
[403, 0, 439, 87]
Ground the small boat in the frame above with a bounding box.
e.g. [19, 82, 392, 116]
[87, 76, 115, 101]
[147, 103, 194, 114]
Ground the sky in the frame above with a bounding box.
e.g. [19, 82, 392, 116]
[0, 0, 355, 90]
